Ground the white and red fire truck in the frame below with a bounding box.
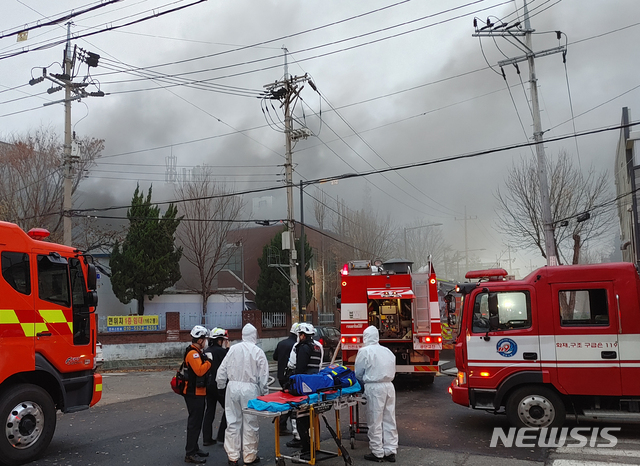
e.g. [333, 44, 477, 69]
[340, 259, 442, 381]
[0, 221, 103, 465]
[448, 263, 640, 427]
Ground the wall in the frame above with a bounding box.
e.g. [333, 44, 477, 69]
[98, 311, 286, 361]
[101, 338, 282, 361]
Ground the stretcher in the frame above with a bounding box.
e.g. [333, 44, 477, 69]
[244, 384, 364, 466]
[348, 396, 368, 450]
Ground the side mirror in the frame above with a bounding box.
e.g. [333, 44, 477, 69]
[86, 290, 98, 308]
[444, 294, 455, 314]
[87, 263, 97, 291]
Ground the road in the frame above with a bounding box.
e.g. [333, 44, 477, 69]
[27, 367, 640, 466]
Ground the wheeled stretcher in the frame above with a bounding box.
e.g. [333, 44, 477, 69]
[244, 384, 364, 466]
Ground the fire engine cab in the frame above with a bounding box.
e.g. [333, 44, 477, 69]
[448, 263, 640, 427]
[0, 221, 102, 465]
[340, 259, 442, 381]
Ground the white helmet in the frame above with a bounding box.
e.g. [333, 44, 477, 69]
[297, 323, 315, 335]
[290, 322, 301, 334]
[190, 325, 209, 339]
[210, 327, 228, 339]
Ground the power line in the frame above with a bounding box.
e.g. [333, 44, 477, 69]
[0, 0, 123, 40]
[0, 0, 207, 62]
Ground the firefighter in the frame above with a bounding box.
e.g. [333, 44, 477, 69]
[286, 323, 322, 456]
[355, 325, 398, 463]
[216, 323, 269, 466]
[183, 325, 212, 464]
[202, 327, 229, 446]
[273, 323, 299, 435]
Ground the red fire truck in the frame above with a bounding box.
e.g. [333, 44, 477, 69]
[448, 263, 640, 427]
[340, 259, 442, 382]
[0, 221, 102, 465]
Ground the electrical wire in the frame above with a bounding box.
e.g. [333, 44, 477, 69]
[0, 0, 207, 62]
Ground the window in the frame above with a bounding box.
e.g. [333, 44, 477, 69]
[2, 251, 31, 295]
[559, 289, 609, 326]
[37, 254, 70, 307]
[472, 291, 531, 333]
[69, 258, 90, 345]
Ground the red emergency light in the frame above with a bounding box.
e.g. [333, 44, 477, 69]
[465, 268, 508, 280]
[27, 228, 50, 240]
[341, 264, 349, 276]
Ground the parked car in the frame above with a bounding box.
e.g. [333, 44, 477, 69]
[314, 326, 341, 362]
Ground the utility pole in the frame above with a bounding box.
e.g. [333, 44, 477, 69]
[473, 0, 563, 266]
[263, 48, 316, 325]
[62, 24, 73, 246]
[30, 23, 103, 245]
[455, 206, 477, 272]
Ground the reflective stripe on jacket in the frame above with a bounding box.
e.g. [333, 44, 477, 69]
[183, 345, 211, 396]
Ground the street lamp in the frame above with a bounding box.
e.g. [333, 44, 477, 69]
[403, 223, 443, 259]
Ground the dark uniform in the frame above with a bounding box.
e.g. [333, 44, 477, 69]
[295, 336, 322, 454]
[183, 344, 211, 461]
[273, 332, 297, 432]
[203, 342, 229, 444]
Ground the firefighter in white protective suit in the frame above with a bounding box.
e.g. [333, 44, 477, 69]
[355, 325, 398, 463]
[216, 323, 269, 466]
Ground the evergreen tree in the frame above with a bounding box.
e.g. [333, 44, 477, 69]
[256, 229, 313, 314]
[110, 185, 182, 315]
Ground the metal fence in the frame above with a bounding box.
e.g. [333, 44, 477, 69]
[182, 311, 243, 330]
[261, 311, 287, 328]
[318, 313, 336, 325]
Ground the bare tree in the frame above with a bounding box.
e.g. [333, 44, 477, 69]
[332, 196, 396, 261]
[175, 166, 244, 321]
[400, 220, 447, 271]
[0, 127, 104, 242]
[496, 151, 613, 265]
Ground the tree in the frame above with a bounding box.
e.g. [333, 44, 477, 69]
[399, 220, 447, 272]
[174, 166, 244, 322]
[496, 151, 613, 265]
[0, 127, 104, 241]
[110, 185, 182, 315]
[256, 229, 313, 314]
[332, 196, 396, 261]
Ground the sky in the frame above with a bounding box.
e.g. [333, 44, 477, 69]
[1, 0, 639, 279]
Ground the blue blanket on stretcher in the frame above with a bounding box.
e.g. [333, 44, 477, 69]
[246, 382, 361, 413]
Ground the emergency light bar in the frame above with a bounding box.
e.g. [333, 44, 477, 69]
[349, 260, 371, 270]
[27, 228, 50, 240]
[464, 268, 508, 280]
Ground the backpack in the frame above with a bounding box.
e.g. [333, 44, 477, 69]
[320, 364, 357, 388]
[170, 361, 187, 395]
[287, 373, 335, 396]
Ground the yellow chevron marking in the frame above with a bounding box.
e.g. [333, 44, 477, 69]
[0, 309, 19, 324]
[21, 322, 49, 337]
[39, 309, 68, 323]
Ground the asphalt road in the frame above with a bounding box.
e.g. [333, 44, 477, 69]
[26, 366, 640, 466]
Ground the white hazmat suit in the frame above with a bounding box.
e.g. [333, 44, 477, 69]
[216, 324, 269, 464]
[354, 325, 398, 459]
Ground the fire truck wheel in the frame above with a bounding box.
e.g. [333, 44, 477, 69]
[506, 386, 566, 428]
[0, 384, 56, 466]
